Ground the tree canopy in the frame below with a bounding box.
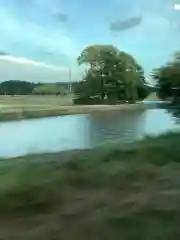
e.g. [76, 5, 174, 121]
[75, 44, 148, 103]
[151, 52, 180, 101]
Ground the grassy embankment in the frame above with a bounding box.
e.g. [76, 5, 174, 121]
[0, 95, 146, 121]
[1, 132, 180, 239]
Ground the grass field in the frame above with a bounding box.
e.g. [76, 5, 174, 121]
[1, 132, 180, 239]
[0, 94, 74, 108]
[0, 95, 73, 121]
[0, 95, 146, 121]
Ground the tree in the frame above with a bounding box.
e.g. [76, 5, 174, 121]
[151, 52, 180, 102]
[0, 80, 36, 95]
[32, 83, 63, 95]
[75, 44, 147, 103]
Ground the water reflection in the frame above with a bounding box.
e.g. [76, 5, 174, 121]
[143, 108, 176, 135]
[0, 107, 180, 158]
[89, 109, 145, 146]
[167, 107, 180, 124]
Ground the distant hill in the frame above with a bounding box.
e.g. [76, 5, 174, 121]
[0, 80, 37, 95]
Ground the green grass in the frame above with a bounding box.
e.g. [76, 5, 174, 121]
[0, 95, 75, 121]
[0, 94, 74, 106]
[1, 132, 180, 239]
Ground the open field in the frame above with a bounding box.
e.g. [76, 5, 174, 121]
[1, 132, 180, 239]
[0, 94, 74, 108]
[0, 95, 146, 121]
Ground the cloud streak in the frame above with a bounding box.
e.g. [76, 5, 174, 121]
[54, 12, 69, 23]
[0, 51, 9, 56]
[0, 55, 78, 82]
[0, 56, 68, 71]
[109, 16, 142, 32]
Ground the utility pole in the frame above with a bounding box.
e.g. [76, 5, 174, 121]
[68, 67, 72, 93]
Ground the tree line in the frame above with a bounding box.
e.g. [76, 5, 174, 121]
[0, 81, 74, 96]
[0, 80, 37, 95]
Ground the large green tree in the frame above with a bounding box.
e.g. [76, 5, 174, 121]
[75, 44, 147, 103]
[152, 52, 180, 102]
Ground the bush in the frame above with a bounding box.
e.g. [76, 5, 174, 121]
[73, 96, 101, 105]
[73, 96, 121, 105]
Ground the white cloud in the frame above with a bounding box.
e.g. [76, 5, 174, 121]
[0, 56, 68, 71]
[174, 4, 180, 10]
[0, 56, 80, 82]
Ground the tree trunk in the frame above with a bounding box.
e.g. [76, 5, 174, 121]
[100, 78, 105, 100]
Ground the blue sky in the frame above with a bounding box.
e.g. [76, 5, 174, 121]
[0, 0, 180, 82]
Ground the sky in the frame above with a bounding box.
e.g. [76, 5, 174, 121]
[0, 0, 180, 82]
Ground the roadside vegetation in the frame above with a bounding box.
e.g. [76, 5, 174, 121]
[1, 132, 180, 239]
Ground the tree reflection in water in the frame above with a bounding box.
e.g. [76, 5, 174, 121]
[88, 109, 146, 147]
[168, 106, 180, 124]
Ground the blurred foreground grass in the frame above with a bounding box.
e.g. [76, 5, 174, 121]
[1, 132, 180, 239]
